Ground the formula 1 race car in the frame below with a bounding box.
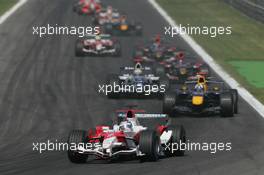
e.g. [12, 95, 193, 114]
[67, 108, 186, 163]
[73, 0, 102, 15]
[163, 75, 238, 117]
[103, 15, 143, 36]
[163, 59, 210, 83]
[133, 35, 184, 63]
[92, 6, 121, 25]
[75, 34, 121, 57]
[106, 63, 169, 98]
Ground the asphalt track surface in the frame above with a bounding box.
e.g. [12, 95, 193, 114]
[0, 0, 264, 174]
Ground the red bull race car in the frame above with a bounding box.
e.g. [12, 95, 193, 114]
[163, 75, 238, 117]
[67, 108, 186, 163]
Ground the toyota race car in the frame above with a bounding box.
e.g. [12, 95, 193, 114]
[75, 34, 121, 57]
[67, 109, 186, 163]
[106, 63, 170, 98]
[163, 75, 238, 117]
[73, 0, 102, 15]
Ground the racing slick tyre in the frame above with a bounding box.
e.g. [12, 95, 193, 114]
[67, 130, 88, 163]
[73, 5, 78, 12]
[220, 92, 234, 117]
[113, 42, 121, 57]
[92, 17, 99, 25]
[130, 21, 142, 36]
[105, 24, 113, 35]
[77, 9, 83, 15]
[135, 24, 143, 36]
[164, 125, 186, 157]
[159, 76, 170, 91]
[139, 130, 160, 162]
[230, 89, 238, 114]
[106, 74, 119, 98]
[155, 65, 166, 76]
[133, 49, 144, 58]
[199, 65, 210, 77]
[163, 92, 176, 117]
[75, 40, 85, 57]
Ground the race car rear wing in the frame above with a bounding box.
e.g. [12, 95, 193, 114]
[117, 113, 168, 119]
[120, 66, 151, 71]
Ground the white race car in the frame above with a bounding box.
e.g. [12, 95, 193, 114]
[67, 108, 186, 163]
[75, 34, 121, 57]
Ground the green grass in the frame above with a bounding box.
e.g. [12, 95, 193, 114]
[157, 0, 264, 102]
[0, 0, 17, 15]
[229, 61, 264, 88]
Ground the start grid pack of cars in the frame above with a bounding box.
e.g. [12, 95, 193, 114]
[69, 0, 239, 163]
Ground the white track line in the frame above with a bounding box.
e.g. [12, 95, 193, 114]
[0, 0, 28, 25]
[149, 0, 264, 117]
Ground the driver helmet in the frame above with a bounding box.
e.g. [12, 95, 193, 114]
[134, 63, 143, 75]
[106, 6, 113, 14]
[119, 121, 133, 132]
[120, 15, 127, 22]
[194, 83, 204, 92]
[126, 110, 134, 118]
[95, 35, 101, 40]
[154, 34, 161, 44]
[179, 59, 183, 65]
[152, 42, 159, 50]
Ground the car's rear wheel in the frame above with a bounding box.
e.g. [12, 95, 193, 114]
[159, 76, 170, 90]
[163, 92, 176, 117]
[92, 17, 99, 25]
[67, 130, 88, 163]
[105, 24, 113, 35]
[135, 23, 143, 36]
[139, 130, 160, 161]
[113, 42, 121, 57]
[155, 65, 166, 76]
[133, 49, 144, 58]
[73, 5, 78, 12]
[230, 89, 238, 114]
[164, 125, 186, 157]
[75, 40, 84, 57]
[220, 92, 234, 117]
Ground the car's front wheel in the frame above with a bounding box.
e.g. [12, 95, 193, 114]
[67, 130, 88, 163]
[164, 125, 186, 157]
[139, 130, 160, 161]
